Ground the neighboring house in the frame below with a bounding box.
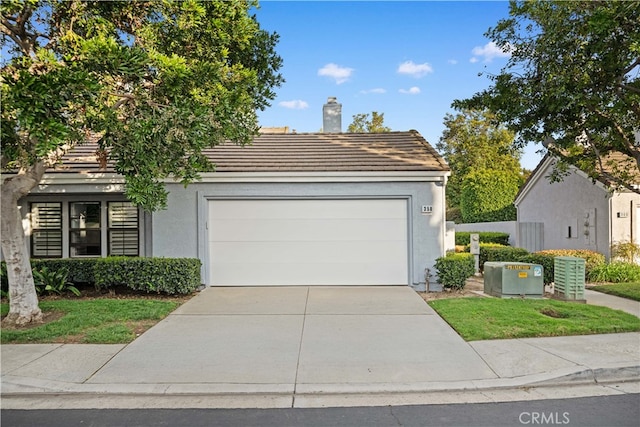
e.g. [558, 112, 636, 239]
[515, 154, 640, 259]
[14, 102, 450, 290]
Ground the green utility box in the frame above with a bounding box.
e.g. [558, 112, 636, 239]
[554, 256, 586, 302]
[483, 262, 544, 298]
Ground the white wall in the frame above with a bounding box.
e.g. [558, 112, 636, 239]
[516, 159, 616, 258]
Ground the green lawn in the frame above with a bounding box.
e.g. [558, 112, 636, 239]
[428, 297, 640, 341]
[1, 299, 180, 344]
[590, 282, 640, 301]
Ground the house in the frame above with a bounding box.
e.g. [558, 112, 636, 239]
[514, 154, 640, 259]
[16, 99, 450, 290]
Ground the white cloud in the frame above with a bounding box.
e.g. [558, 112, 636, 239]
[470, 41, 512, 63]
[318, 63, 354, 84]
[360, 88, 386, 95]
[397, 60, 433, 78]
[447, 59, 458, 65]
[469, 57, 479, 64]
[399, 86, 421, 95]
[279, 100, 309, 110]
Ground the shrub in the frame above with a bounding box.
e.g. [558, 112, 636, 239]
[588, 262, 640, 283]
[94, 257, 201, 295]
[460, 169, 519, 223]
[32, 266, 81, 296]
[434, 253, 475, 290]
[517, 253, 555, 285]
[31, 259, 97, 284]
[480, 245, 529, 271]
[611, 241, 640, 264]
[535, 249, 605, 277]
[455, 232, 510, 246]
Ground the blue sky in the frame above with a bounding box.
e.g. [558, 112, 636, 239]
[253, 1, 545, 170]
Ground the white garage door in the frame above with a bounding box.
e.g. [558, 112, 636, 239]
[208, 199, 408, 286]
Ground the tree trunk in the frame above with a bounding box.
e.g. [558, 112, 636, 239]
[1, 161, 47, 326]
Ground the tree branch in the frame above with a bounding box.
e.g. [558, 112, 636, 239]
[621, 57, 640, 76]
[616, 83, 640, 95]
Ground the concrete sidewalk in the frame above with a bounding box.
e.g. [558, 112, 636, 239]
[1, 286, 639, 409]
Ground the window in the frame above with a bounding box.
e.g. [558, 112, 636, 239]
[69, 202, 102, 257]
[108, 202, 139, 256]
[31, 203, 62, 258]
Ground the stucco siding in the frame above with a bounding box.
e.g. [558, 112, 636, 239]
[517, 160, 611, 256]
[610, 192, 640, 246]
[154, 180, 445, 290]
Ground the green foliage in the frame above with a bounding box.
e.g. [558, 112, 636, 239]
[1, 0, 284, 212]
[455, 232, 510, 246]
[436, 109, 522, 210]
[94, 257, 201, 295]
[347, 111, 391, 133]
[32, 266, 81, 297]
[611, 241, 640, 264]
[453, 1, 640, 191]
[460, 169, 519, 223]
[434, 253, 475, 290]
[1, 298, 180, 344]
[590, 282, 640, 302]
[536, 249, 605, 277]
[31, 259, 96, 284]
[480, 246, 529, 271]
[428, 298, 640, 341]
[588, 262, 640, 284]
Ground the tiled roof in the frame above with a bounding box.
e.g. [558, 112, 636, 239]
[50, 131, 449, 174]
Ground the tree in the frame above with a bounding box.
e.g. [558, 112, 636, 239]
[347, 111, 391, 133]
[436, 109, 521, 214]
[453, 0, 640, 193]
[460, 169, 519, 223]
[1, 0, 283, 325]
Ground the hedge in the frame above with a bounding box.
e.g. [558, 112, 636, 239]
[455, 232, 510, 246]
[535, 250, 605, 277]
[31, 259, 96, 284]
[434, 253, 475, 290]
[480, 245, 529, 271]
[460, 169, 519, 223]
[2, 257, 202, 295]
[94, 257, 202, 294]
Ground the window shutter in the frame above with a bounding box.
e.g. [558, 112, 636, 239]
[31, 203, 62, 257]
[108, 202, 139, 256]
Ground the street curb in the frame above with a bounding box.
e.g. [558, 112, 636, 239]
[2, 366, 638, 407]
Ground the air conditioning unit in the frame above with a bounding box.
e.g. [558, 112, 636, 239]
[554, 256, 586, 302]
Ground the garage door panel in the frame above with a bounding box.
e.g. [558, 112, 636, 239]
[211, 218, 406, 242]
[210, 199, 406, 220]
[208, 199, 408, 286]
[211, 261, 406, 286]
[210, 241, 407, 263]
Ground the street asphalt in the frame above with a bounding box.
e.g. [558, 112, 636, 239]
[1, 285, 639, 409]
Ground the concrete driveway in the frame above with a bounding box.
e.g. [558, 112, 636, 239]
[87, 286, 497, 393]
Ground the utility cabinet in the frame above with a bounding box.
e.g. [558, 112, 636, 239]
[483, 262, 544, 298]
[554, 256, 586, 301]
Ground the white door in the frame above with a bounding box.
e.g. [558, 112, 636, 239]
[208, 199, 408, 285]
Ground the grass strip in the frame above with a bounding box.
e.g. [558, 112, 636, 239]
[1, 299, 179, 344]
[590, 282, 640, 302]
[428, 297, 640, 341]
